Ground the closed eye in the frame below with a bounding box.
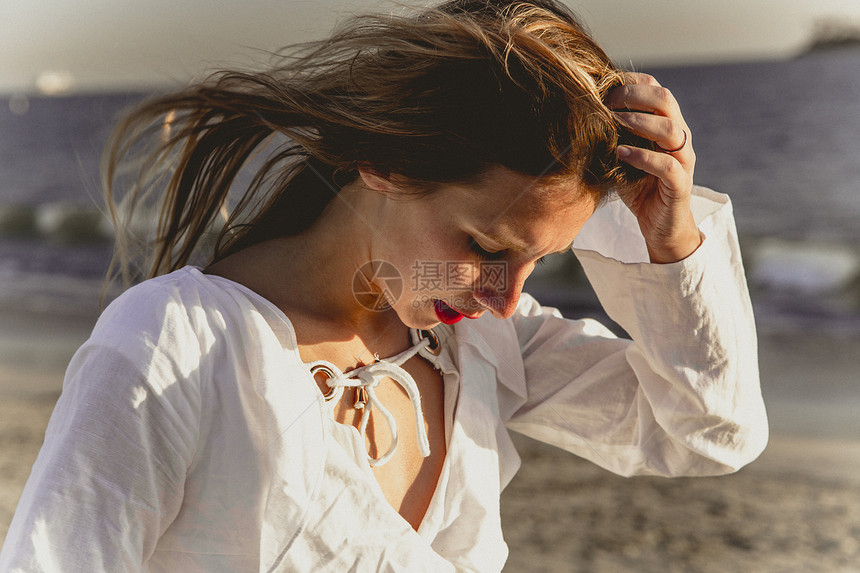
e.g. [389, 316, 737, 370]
[469, 236, 552, 265]
[467, 237, 505, 261]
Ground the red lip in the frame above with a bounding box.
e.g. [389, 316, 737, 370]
[433, 300, 464, 324]
[433, 300, 482, 324]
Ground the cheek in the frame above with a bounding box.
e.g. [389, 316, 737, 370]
[390, 230, 461, 281]
[378, 237, 454, 308]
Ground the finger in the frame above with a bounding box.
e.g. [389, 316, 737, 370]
[607, 84, 682, 118]
[606, 72, 664, 114]
[620, 72, 662, 87]
[606, 73, 657, 110]
[617, 145, 693, 199]
[657, 129, 689, 155]
[613, 111, 691, 159]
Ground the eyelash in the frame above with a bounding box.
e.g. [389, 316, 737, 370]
[467, 237, 548, 265]
[467, 237, 503, 261]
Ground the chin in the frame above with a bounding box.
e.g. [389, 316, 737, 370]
[391, 299, 440, 330]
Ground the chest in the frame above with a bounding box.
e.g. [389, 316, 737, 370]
[160, 319, 516, 571]
[311, 350, 447, 531]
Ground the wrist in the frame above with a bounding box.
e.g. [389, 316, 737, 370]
[646, 226, 704, 264]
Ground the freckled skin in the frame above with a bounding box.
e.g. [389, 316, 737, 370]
[360, 167, 598, 326]
[205, 71, 703, 530]
[206, 166, 597, 529]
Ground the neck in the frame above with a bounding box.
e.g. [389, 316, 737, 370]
[206, 180, 404, 342]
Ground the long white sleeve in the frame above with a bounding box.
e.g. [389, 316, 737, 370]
[0, 270, 459, 572]
[503, 186, 768, 477]
[0, 286, 203, 572]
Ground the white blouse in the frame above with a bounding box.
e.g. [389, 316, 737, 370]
[0, 186, 768, 572]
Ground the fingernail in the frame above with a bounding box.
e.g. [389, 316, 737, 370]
[617, 146, 631, 158]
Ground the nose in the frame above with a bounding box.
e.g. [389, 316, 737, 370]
[475, 261, 531, 320]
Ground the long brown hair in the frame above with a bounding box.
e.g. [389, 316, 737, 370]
[103, 0, 644, 287]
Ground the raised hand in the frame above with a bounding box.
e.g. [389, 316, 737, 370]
[607, 72, 704, 264]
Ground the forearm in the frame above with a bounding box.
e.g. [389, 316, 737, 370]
[572, 187, 768, 474]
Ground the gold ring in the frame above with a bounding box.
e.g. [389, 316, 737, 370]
[659, 130, 687, 153]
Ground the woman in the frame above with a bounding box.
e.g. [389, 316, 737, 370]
[1, 0, 767, 570]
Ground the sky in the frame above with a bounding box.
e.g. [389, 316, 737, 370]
[2, 0, 860, 95]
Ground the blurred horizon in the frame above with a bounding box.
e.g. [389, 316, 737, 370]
[3, 0, 860, 96]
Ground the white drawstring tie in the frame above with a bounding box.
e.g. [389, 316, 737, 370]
[308, 332, 435, 467]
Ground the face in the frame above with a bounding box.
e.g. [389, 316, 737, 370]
[358, 166, 598, 329]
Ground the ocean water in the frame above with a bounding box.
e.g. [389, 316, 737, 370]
[1, 48, 859, 331]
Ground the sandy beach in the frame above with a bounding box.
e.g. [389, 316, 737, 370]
[1, 306, 859, 571]
[501, 434, 860, 572]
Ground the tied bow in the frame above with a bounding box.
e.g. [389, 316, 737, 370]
[308, 333, 435, 467]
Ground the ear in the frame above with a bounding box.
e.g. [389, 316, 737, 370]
[358, 169, 399, 194]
